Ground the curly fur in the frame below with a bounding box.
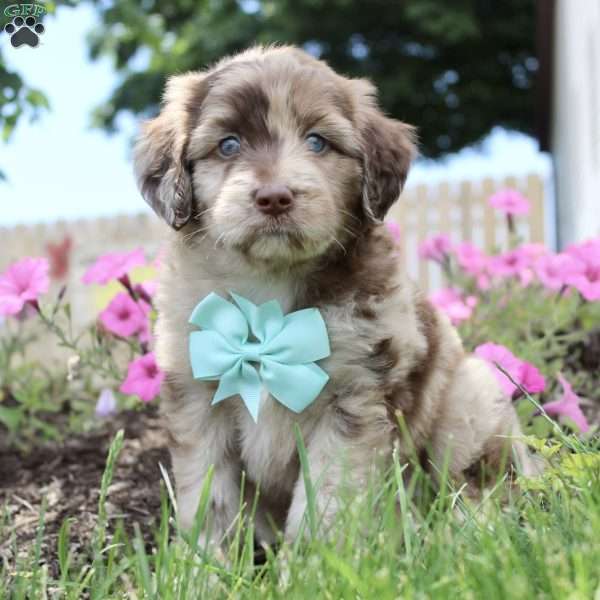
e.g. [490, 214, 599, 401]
[134, 45, 539, 545]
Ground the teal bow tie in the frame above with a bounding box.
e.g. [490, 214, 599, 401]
[188, 292, 331, 421]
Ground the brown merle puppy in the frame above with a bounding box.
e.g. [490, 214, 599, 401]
[134, 45, 537, 545]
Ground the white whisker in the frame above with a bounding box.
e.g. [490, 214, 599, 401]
[339, 207, 362, 224]
[329, 234, 347, 255]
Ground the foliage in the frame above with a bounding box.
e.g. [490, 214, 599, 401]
[415, 189, 600, 437]
[1, 429, 600, 598]
[0, 60, 48, 146]
[1, 0, 537, 161]
[0, 250, 158, 449]
[86, 0, 537, 158]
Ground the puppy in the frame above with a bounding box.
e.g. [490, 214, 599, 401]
[134, 45, 537, 545]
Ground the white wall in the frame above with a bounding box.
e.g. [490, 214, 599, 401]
[552, 0, 600, 247]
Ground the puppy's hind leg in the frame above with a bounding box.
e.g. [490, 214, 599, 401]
[429, 356, 541, 490]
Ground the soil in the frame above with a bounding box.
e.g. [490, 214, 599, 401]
[0, 407, 169, 577]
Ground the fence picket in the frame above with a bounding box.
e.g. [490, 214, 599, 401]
[1, 175, 547, 317]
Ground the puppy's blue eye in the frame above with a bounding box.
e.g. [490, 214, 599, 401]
[306, 133, 327, 154]
[218, 136, 241, 157]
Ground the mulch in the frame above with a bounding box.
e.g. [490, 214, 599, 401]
[0, 407, 169, 577]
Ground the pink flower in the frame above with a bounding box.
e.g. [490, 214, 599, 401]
[573, 274, 600, 302]
[0, 257, 50, 316]
[488, 249, 530, 279]
[454, 242, 491, 289]
[491, 243, 549, 287]
[535, 253, 586, 291]
[455, 242, 487, 274]
[429, 288, 477, 325]
[82, 248, 145, 285]
[99, 292, 149, 338]
[419, 234, 453, 263]
[488, 189, 530, 216]
[518, 362, 546, 394]
[565, 239, 600, 301]
[95, 388, 117, 418]
[474, 342, 545, 398]
[518, 243, 548, 262]
[120, 352, 164, 402]
[566, 238, 600, 265]
[385, 220, 402, 244]
[543, 374, 589, 433]
[475, 343, 523, 396]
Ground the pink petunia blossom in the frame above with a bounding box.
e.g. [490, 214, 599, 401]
[120, 352, 164, 402]
[573, 276, 600, 302]
[534, 252, 586, 291]
[567, 269, 600, 301]
[488, 249, 530, 280]
[488, 189, 530, 216]
[518, 362, 546, 394]
[82, 248, 145, 285]
[95, 388, 118, 418]
[455, 242, 487, 274]
[474, 342, 545, 398]
[385, 220, 402, 244]
[419, 234, 453, 263]
[518, 243, 548, 262]
[566, 238, 600, 265]
[429, 288, 477, 325]
[565, 239, 600, 301]
[454, 242, 491, 289]
[0, 257, 50, 316]
[542, 374, 589, 433]
[475, 343, 523, 396]
[99, 292, 149, 338]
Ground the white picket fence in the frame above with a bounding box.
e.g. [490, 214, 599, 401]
[388, 173, 546, 290]
[0, 174, 547, 328]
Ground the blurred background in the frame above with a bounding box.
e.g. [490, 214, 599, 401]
[1, 0, 598, 290]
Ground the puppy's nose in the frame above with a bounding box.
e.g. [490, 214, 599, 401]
[254, 184, 293, 216]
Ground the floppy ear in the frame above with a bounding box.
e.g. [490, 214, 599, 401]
[133, 73, 206, 230]
[354, 80, 417, 223]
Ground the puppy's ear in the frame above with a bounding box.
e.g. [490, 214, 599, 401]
[353, 80, 417, 223]
[134, 73, 206, 229]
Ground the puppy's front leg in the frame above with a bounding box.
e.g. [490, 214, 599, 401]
[165, 384, 240, 547]
[285, 401, 390, 542]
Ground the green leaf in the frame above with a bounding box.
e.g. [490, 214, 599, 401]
[0, 405, 23, 432]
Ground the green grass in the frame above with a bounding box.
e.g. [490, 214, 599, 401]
[2, 430, 600, 600]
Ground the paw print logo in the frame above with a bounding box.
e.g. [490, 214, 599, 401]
[4, 16, 45, 48]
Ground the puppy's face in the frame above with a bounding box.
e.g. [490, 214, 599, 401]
[135, 46, 415, 267]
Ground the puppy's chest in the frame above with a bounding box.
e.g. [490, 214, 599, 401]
[230, 312, 375, 491]
[233, 392, 313, 493]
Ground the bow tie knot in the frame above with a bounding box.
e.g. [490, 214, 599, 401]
[188, 292, 331, 421]
[240, 343, 263, 363]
